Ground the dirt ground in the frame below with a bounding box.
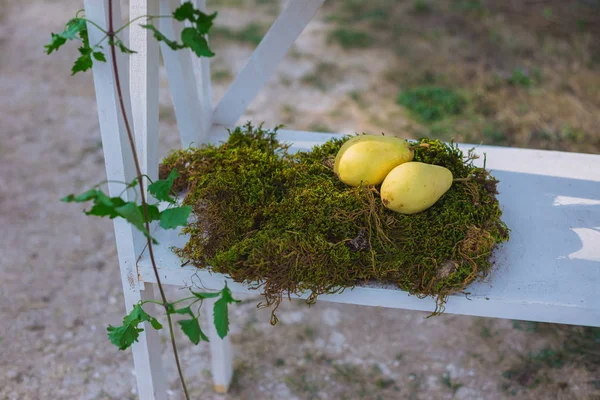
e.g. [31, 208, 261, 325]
[1, 1, 599, 399]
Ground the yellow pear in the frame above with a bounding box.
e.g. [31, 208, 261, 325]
[380, 162, 453, 214]
[334, 135, 414, 186]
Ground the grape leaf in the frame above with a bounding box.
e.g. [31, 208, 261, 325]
[45, 33, 67, 54]
[181, 28, 214, 57]
[141, 24, 184, 51]
[213, 284, 241, 339]
[195, 11, 217, 35]
[173, 1, 196, 22]
[86, 196, 126, 218]
[178, 318, 209, 345]
[115, 202, 150, 236]
[72, 46, 93, 75]
[63, 18, 86, 40]
[107, 324, 144, 350]
[148, 169, 179, 203]
[143, 204, 161, 222]
[159, 206, 192, 229]
[107, 304, 162, 351]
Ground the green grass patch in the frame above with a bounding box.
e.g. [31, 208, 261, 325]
[397, 86, 467, 122]
[327, 27, 373, 49]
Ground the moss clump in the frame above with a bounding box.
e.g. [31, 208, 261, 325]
[161, 123, 509, 323]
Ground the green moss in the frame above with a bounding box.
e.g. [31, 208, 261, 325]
[397, 86, 467, 122]
[161, 123, 509, 323]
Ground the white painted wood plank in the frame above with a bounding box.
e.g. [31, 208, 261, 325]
[211, 0, 326, 127]
[84, 1, 167, 398]
[192, 0, 213, 143]
[204, 297, 234, 393]
[136, 131, 600, 327]
[159, 0, 204, 148]
[130, 0, 160, 187]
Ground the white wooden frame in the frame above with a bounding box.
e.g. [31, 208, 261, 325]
[83, 1, 600, 399]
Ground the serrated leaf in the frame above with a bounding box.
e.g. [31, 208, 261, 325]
[85, 196, 126, 218]
[143, 204, 161, 222]
[45, 33, 67, 54]
[213, 296, 229, 339]
[107, 324, 143, 350]
[178, 318, 208, 345]
[159, 206, 192, 229]
[72, 46, 93, 75]
[173, 1, 196, 22]
[148, 169, 179, 203]
[62, 188, 98, 203]
[63, 18, 86, 40]
[190, 290, 220, 300]
[213, 284, 241, 339]
[141, 24, 184, 51]
[195, 11, 217, 35]
[93, 51, 106, 62]
[123, 304, 153, 325]
[181, 27, 214, 58]
[115, 202, 149, 234]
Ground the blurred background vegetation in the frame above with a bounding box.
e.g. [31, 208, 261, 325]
[207, 0, 600, 154]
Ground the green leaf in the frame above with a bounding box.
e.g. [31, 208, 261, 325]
[171, 306, 194, 317]
[141, 24, 184, 51]
[178, 318, 208, 345]
[62, 188, 98, 203]
[190, 290, 220, 300]
[107, 324, 144, 350]
[63, 18, 86, 40]
[72, 46, 93, 75]
[107, 304, 162, 350]
[92, 51, 106, 62]
[173, 1, 196, 22]
[195, 11, 217, 35]
[148, 169, 179, 203]
[143, 204, 161, 222]
[115, 202, 149, 235]
[45, 18, 88, 56]
[213, 284, 241, 339]
[159, 206, 192, 229]
[45, 33, 67, 54]
[86, 196, 126, 218]
[181, 27, 214, 58]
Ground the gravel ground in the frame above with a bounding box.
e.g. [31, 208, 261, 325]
[1, 2, 598, 400]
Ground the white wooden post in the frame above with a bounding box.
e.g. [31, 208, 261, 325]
[205, 297, 234, 393]
[191, 0, 213, 142]
[83, 1, 167, 399]
[159, 0, 205, 148]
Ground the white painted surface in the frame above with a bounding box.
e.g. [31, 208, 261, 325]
[211, 0, 326, 127]
[159, 0, 204, 148]
[192, 0, 213, 143]
[137, 130, 600, 328]
[205, 297, 234, 393]
[84, 1, 167, 399]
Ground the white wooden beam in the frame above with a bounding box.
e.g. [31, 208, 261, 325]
[84, 1, 167, 398]
[211, 0, 325, 128]
[130, 0, 160, 187]
[159, 0, 204, 148]
[192, 0, 213, 143]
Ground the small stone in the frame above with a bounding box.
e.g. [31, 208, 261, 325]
[322, 308, 341, 327]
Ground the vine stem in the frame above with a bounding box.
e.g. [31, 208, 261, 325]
[107, 1, 190, 399]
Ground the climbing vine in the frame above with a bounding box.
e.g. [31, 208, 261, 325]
[45, 2, 237, 399]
